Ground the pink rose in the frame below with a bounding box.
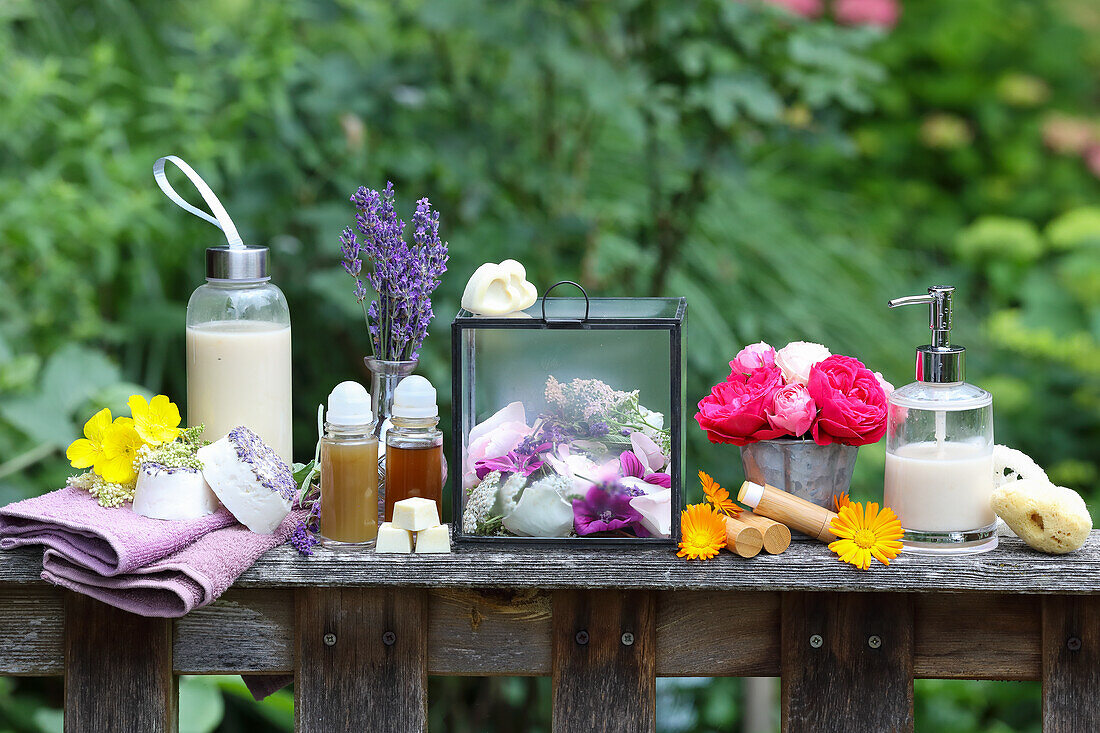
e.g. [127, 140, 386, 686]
[463, 401, 533, 488]
[766, 383, 817, 437]
[729, 342, 776, 377]
[873, 371, 895, 399]
[775, 341, 831, 386]
[808, 355, 889, 447]
[695, 366, 787, 446]
[834, 0, 900, 29]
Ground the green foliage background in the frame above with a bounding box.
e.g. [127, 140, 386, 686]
[1, 0, 1098, 730]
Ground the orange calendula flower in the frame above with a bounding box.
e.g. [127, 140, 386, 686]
[699, 470, 740, 516]
[828, 501, 903, 570]
[677, 503, 727, 560]
[833, 492, 852, 512]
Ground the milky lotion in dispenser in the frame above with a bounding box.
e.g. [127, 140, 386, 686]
[885, 286, 995, 554]
[155, 156, 294, 461]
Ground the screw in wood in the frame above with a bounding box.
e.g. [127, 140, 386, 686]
[575, 630, 589, 646]
[621, 632, 635, 646]
[1067, 637, 1082, 652]
[809, 634, 823, 649]
[322, 633, 336, 647]
[868, 635, 882, 649]
[382, 631, 396, 646]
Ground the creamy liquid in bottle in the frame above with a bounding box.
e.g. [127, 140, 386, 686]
[186, 320, 293, 461]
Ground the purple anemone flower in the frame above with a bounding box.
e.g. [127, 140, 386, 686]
[619, 450, 672, 488]
[475, 447, 548, 481]
[572, 485, 647, 536]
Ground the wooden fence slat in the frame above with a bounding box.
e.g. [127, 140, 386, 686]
[914, 593, 1040, 681]
[781, 592, 914, 733]
[657, 591, 779, 676]
[0, 586, 64, 675]
[63, 593, 176, 733]
[1042, 595, 1100, 732]
[552, 590, 656, 733]
[175, 589, 293, 673]
[295, 587, 427, 732]
[429, 588, 551, 676]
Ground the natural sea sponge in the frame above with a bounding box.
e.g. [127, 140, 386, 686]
[991, 479, 1092, 554]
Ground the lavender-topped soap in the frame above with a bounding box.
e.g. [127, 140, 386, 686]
[132, 463, 220, 521]
[198, 426, 295, 534]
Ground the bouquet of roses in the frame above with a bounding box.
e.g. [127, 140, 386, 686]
[694, 341, 893, 447]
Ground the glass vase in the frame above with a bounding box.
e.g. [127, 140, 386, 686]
[365, 357, 418, 520]
[739, 438, 858, 509]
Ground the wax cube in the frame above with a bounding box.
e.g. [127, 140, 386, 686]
[375, 522, 413, 553]
[415, 524, 451, 554]
[392, 497, 440, 532]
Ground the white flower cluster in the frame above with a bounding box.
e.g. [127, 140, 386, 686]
[462, 471, 502, 534]
[67, 472, 135, 508]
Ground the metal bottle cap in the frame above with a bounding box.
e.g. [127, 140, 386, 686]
[205, 244, 269, 281]
[888, 285, 965, 383]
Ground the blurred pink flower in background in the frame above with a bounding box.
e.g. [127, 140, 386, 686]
[1084, 146, 1100, 179]
[761, 0, 823, 19]
[1041, 114, 1098, 155]
[834, 0, 900, 29]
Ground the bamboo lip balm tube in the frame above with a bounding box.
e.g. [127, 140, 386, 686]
[737, 511, 792, 555]
[738, 481, 838, 542]
[723, 516, 763, 558]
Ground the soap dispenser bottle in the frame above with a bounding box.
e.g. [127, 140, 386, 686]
[885, 286, 996, 554]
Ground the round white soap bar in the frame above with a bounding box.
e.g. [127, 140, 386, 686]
[198, 426, 296, 534]
[132, 463, 220, 521]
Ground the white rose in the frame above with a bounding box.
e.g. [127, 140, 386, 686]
[775, 341, 832, 386]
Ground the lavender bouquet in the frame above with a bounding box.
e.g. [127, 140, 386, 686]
[340, 182, 449, 360]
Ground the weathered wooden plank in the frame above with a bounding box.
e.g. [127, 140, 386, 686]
[657, 591, 779, 676]
[1042, 595, 1100, 732]
[4, 536, 1100, 593]
[781, 592, 914, 733]
[0, 586, 64, 675]
[552, 590, 656, 733]
[429, 587, 551, 676]
[914, 593, 1040, 681]
[64, 593, 177, 732]
[175, 589, 293, 673]
[295, 587, 427, 732]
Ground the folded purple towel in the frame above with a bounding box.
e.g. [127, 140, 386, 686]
[0, 487, 236, 575]
[0, 487, 303, 616]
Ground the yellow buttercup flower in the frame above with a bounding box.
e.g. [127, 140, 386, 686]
[677, 503, 727, 560]
[828, 501, 903, 570]
[128, 394, 181, 446]
[66, 408, 114, 469]
[98, 418, 144, 485]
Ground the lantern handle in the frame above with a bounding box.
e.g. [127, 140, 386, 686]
[541, 280, 590, 323]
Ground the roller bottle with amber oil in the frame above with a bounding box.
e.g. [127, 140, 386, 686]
[319, 381, 379, 545]
[385, 376, 444, 522]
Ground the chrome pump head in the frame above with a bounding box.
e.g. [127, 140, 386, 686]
[888, 286, 964, 383]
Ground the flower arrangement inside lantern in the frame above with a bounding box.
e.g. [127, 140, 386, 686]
[452, 292, 685, 543]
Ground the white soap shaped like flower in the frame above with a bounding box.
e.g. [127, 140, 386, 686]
[376, 522, 413, 553]
[197, 427, 295, 534]
[415, 524, 452, 553]
[461, 260, 538, 316]
[132, 463, 220, 521]
[392, 497, 440, 532]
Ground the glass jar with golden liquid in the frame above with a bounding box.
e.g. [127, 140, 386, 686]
[385, 376, 444, 522]
[319, 382, 379, 545]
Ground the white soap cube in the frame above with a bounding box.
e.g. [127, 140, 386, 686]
[132, 463, 219, 521]
[415, 524, 451, 554]
[375, 522, 413, 553]
[392, 497, 440, 532]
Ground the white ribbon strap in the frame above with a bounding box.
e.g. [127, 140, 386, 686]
[153, 155, 244, 248]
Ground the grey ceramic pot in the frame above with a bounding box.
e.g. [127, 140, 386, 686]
[739, 439, 858, 509]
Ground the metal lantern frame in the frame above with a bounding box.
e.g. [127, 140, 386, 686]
[450, 283, 686, 546]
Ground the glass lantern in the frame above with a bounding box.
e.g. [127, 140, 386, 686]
[451, 283, 686, 545]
